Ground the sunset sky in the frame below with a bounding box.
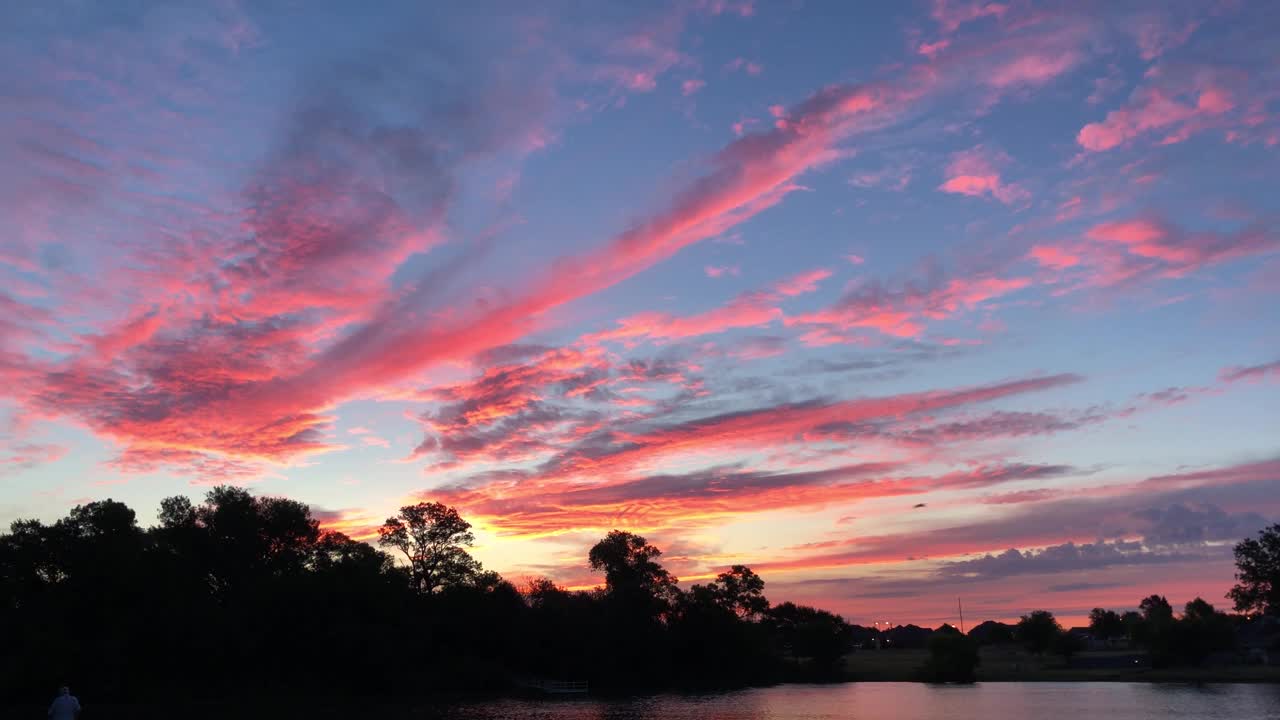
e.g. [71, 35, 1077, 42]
[2, 0, 1278, 627]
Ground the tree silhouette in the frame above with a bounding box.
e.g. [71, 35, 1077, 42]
[1175, 597, 1235, 665]
[921, 632, 979, 682]
[1051, 629, 1083, 661]
[1140, 594, 1174, 623]
[1088, 608, 1124, 642]
[694, 564, 769, 619]
[588, 530, 679, 608]
[378, 502, 483, 594]
[1016, 610, 1061, 655]
[0, 489, 1259, 703]
[766, 601, 852, 675]
[1228, 523, 1280, 616]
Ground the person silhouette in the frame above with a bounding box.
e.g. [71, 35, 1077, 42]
[48, 686, 81, 720]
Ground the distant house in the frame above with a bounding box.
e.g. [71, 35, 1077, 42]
[884, 624, 934, 649]
[1067, 626, 1109, 651]
[967, 620, 1015, 646]
[1237, 616, 1280, 665]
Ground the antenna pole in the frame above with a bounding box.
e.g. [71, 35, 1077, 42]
[957, 597, 965, 634]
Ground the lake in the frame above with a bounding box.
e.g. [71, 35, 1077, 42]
[12, 683, 1279, 718]
[441, 683, 1280, 720]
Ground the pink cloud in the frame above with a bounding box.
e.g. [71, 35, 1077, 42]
[787, 270, 1031, 341]
[1078, 80, 1235, 152]
[728, 335, 788, 360]
[918, 39, 951, 58]
[586, 293, 782, 345]
[938, 146, 1028, 204]
[1219, 359, 1280, 384]
[0, 441, 67, 476]
[725, 57, 764, 76]
[681, 78, 706, 96]
[1131, 17, 1201, 61]
[1030, 214, 1280, 290]
[10, 79, 914, 474]
[1027, 245, 1080, 270]
[774, 268, 832, 297]
[1054, 196, 1084, 222]
[698, 0, 755, 17]
[1088, 65, 1125, 105]
[986, 51, 1081, 89]
[431, 375, 1082, 535]
[704, 264, 741, 278]
[849, 164, 913, 191]
[931, 0, 1008, 34]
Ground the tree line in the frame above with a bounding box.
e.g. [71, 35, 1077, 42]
[0, 488, 851, 703]
[2, 487, 1277, 700]
[891, 527, 1280, 682]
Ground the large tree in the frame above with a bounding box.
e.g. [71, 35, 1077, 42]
[377, 502, 483, 594]
[693, 565, 769, 619]
[766, 602, 852, 673]
[588, 530, 679, 606]
[1088, 608, 1124, 642]
[1016, 610, 1061, 655]
[1139, 594, 1174, 624]
[1228, 523, 1280, 616]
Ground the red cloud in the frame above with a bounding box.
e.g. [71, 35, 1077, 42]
[436, 462, 1070, 538]
[10, 79, 914, 475]
[513, 374, 1080, 485]
[312, 507, 382, 542]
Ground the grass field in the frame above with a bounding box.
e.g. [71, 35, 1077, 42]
[843, 648, 1280, 682]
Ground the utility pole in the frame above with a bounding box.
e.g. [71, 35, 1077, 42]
[957, 597, 965, 634]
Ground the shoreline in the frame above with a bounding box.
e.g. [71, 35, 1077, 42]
[842, 647, 1280, 684]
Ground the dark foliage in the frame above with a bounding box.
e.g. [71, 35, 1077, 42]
[3, 489, 1259, 704]
[919, 632, 979, 683]
[1016, 610, 1062, 655]
[765, 601, 853, 679]
[1051, 629, 1084, 661]
[0, 492, 855, 704]
[1229, 523, 1280, 617]
[1087, 596, 1236, 668]
[1088, 608, 1125, 642]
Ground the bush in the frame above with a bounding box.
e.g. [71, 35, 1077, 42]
[919, 632, 979, 683]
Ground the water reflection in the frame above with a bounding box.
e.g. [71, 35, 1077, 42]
[24, 682, 1280, 719]
[444, 683, 1280, 720]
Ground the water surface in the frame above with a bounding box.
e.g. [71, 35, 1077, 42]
[444, 683, 1280, 720]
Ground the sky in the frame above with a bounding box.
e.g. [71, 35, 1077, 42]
[2, 0, 1278, 628]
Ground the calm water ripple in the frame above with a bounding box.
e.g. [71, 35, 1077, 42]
[443, 683, 1280, 720]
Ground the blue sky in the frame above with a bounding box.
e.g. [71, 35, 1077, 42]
[1, 0, 1278, 625]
